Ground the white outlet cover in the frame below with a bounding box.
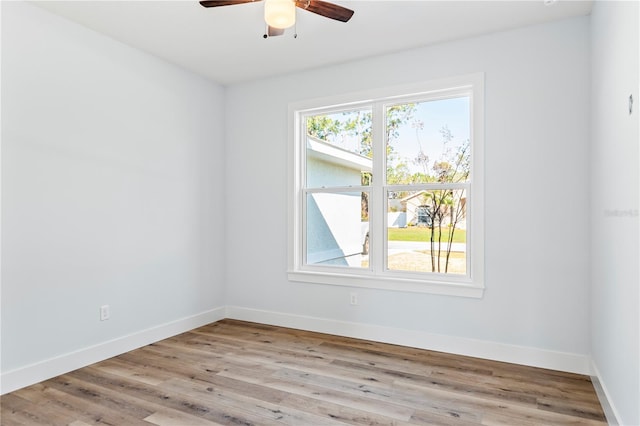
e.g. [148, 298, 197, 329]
[100, 305, 110, 321]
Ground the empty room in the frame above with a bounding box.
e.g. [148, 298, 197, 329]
[1, 0, 638, 425]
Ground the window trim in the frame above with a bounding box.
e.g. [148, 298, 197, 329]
[288, 74, 485, 298]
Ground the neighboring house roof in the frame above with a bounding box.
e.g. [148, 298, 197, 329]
[307, 136, 372, 172]
[401, 191, 428, 203]
[401, 190, 466, 204]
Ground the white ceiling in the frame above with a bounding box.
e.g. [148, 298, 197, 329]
[33, 0, 593, 85]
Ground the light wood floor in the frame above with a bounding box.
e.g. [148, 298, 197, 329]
[1, 319, 607, 425]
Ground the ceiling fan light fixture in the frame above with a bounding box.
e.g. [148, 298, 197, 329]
[264, 0, 296, 29]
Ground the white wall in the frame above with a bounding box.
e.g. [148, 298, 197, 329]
[1, 2, 226, 391]
[3, 0, 619, 407]
[590, 2, 640, 425]
[225, 17, 591, 369]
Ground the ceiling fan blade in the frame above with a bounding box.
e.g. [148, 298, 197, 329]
[200, 0, 262, 7]
[294, 0, 354, 22]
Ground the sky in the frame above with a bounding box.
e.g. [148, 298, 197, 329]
[389, 96, 470, 177]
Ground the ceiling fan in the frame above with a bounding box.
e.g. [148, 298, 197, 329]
[199, 0, 354, 38]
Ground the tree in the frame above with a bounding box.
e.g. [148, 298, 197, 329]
[306, 115, 343, 142]
[306, 104, 416, 160]
[416, 126, 470, 273]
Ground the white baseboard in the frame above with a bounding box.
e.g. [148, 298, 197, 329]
[590, 360, 622, 426]
[1, 305, 593, 396]
[226, 306, 592, 375]
[0, 307, 226, 395]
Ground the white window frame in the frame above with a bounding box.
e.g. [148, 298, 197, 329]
[288, 74, 485, 298]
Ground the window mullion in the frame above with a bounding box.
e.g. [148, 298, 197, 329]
[370, 101, 386, 274]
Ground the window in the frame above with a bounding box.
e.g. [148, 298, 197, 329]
[288, 74, 484, 297]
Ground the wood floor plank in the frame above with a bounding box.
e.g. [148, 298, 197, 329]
[69, 367, 265, 425]
[92, 357, 174, 386]
[45, 372, 156, 421]
[161, 377, 345, 426]
[218, 366, 427, 422]
[7, 382, 86, 425]
[143, 409, 224, 426]
[1, 319, 607, 426]
[397, 379, 605, 426]
[280, 393, 416, 426]
[409, 408, 483, 426]
[0, 393, 65, 426]
[68, 421, 93, 426]
[536, 397, 607, 422]
[28, 384, 149, 425]
[213, 359, 416, 421]
[428, 366, 600, 405]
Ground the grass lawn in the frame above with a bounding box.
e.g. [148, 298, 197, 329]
[362, 250, 466, 274]
[388, 226, 466, 243]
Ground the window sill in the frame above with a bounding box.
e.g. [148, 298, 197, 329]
[287, 270, 485, 298]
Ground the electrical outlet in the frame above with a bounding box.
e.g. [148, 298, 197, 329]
[350, 292, 358, 306]
[100, 305, 110, 321]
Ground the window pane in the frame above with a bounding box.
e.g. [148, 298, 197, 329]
[306, 191, 369, 268]
[387, 189, 467, 275]
[386, 97, 470, 185]
[306, 109, 372, 188]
